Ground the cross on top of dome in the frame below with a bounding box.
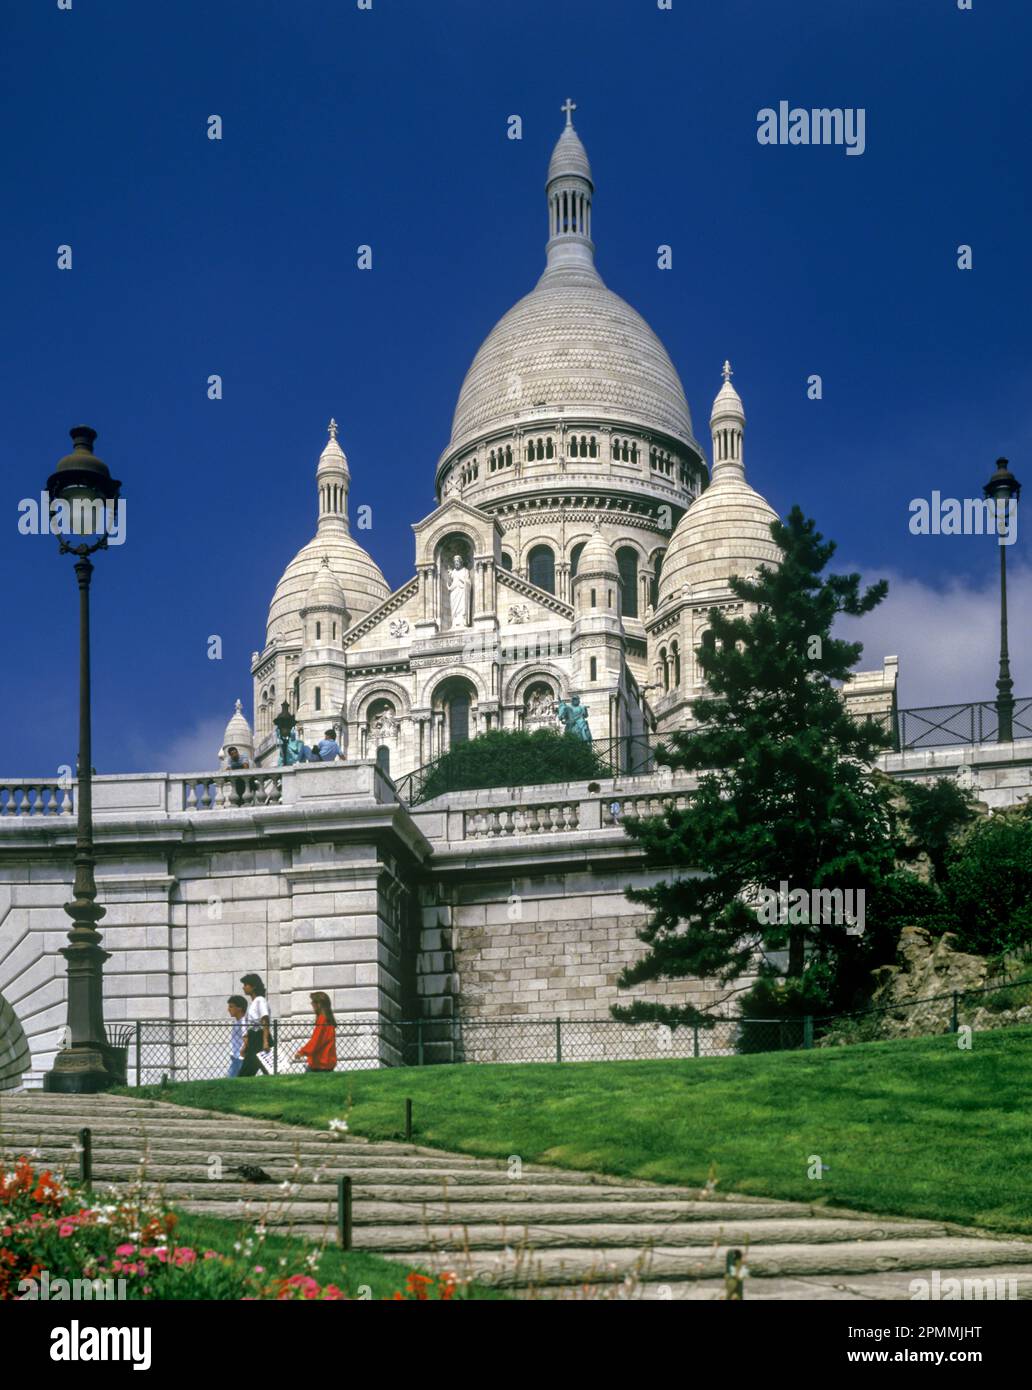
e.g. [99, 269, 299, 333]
[561, 97, 576, 127]
[328, 418, 338, 441]
[722, 360, 733, 383]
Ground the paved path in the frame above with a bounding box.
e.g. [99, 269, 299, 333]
[3, 1093, 1030, 1301]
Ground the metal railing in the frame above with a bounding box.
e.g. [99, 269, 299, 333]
[894, 698, 1032, 750]
[110, 976, 1032, 1083]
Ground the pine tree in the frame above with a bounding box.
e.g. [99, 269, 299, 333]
[613, 507, 895, 1027]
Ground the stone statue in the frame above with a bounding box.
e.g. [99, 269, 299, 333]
[557, 695, 592, 742]
[447, 553, 472, 629]
[278, 728, 308, 765]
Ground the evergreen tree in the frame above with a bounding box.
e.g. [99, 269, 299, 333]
[613, 507, 895, 1027]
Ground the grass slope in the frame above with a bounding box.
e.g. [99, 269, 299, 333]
[126, 1026, 1032, 1236]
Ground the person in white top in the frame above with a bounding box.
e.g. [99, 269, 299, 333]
[238, 973, 271, 1076]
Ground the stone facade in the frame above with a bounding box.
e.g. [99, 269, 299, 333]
[2, 740, 1029, 1086]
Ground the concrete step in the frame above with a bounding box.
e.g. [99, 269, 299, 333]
[166, 1214, 949, 1249]
[383, 1237, 1032, 1287]
[521, 1266, 1032, 1300]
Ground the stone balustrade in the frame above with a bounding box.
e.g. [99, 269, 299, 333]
[0, 781, 75, 816]
[181, 770, 285, 810]
[464, 801, 582, 839]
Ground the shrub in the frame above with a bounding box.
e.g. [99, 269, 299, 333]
[945, 814, 1032, 955]
[419, 729, 609, 801]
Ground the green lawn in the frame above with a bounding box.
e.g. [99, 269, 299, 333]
[125, 1026, 1032, 1236]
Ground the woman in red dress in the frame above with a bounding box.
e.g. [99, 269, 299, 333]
[294, 991, 337, 1072]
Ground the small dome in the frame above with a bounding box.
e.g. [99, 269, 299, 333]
[267, 537, 387, 644]
[547, 124, 592, 186]
[575, 526, 619, 577]
[303, 556, 348, 612]
[710, 370, 745, 426]
[657, 473, 780, 606]
[318, 419, 350, 476]
[220, 699, 253, 760]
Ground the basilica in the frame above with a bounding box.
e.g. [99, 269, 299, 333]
[221, 106, 852, 783]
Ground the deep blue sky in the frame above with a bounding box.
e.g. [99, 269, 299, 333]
[2, 0, 1030, 777]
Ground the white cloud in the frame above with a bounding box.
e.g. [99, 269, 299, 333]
[837, 562, 1032, 710]
[130, 715, 231, 775]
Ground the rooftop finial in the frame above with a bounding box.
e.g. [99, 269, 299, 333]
[561, 97, 576, 128]
[328, 417, 338, 441]
[722, 360, 733, 383]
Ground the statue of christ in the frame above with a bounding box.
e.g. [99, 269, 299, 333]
[447, 553, 472, 628]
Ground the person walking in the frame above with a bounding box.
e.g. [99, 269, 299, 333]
[226, 995, 247, 1078]
[293, 991, 337, 1072]
[238, 973, 272, 1076]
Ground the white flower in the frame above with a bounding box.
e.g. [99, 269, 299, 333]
[328, 1117, 349, 1133]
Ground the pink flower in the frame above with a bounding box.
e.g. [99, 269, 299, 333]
[115, 1243, 136, 1256]
[58, 1224, 75, 1237]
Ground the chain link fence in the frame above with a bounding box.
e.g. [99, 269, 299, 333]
[109, 976, 1032, 1083]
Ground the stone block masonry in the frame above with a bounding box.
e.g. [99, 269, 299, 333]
[1, 744, 1028, 1083]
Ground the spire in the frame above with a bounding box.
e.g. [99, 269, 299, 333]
[316, 418, 350, 534]
[710, 362, 746, 479]
[541, 100, 597, 283]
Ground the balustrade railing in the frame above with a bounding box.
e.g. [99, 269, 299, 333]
[180, 769, 285, 810]
[0, 781, 75, 816]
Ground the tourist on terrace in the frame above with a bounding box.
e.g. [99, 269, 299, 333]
[238, 973, 272, 1076]
[313, 729, 342, 761]
[226, 995, 247, 1078]
[293, 992, 338, 1073]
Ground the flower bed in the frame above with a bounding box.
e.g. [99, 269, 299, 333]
[1, 1156, 458, 1301]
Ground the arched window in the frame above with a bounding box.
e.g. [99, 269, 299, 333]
[660, 647, 670, 691]
[448, 690, 470, 744]
[569, 541, 585, 578]
[671, 641, 681, 687]
[617, 547, 639, 618]
[315, 621, 321, 642]
[589, 436, 598, 457]
[569, 435, 578, 458]
[590, 656, 597, 681]
[314, 687, 322, 712]
[375, 744, 391, 777]
[546, 437, 554, 458]
[528, 544, 555, 594]
[500, 552, 513, 571]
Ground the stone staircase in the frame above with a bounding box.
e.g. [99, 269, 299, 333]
[3, 1093, 1031, 1300]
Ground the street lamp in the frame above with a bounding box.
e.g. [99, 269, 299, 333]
[983, 458, 1021, 744]
[43, 426, 124, 1093]
[273, 700, 295, 764]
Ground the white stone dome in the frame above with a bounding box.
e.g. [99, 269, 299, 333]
[657, 473, 780, 606]
[575, 526, 619, 578]
[265, 423, 390, 646]
[442, 107, 696, 463]
[303, 556, 349, 613]
[446, 275, 695, 456]
[266, 536, 387, 645]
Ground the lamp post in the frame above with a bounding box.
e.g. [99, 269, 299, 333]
[982, 458, 1021, 744]
[43, 426, 123, 1094]
[273, 701, 295, 765]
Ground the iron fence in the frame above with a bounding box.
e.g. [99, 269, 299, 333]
[109, 977, 1032, 1083]
[895, 698, 1032, 749]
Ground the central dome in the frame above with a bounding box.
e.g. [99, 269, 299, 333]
[441, 106, 698, 469]
[447, 275, 696, 455]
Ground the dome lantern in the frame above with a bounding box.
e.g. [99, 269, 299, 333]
[317, 417, 351, 534]
[709, 360, 746, 479]
[542, 98, 597, 284]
